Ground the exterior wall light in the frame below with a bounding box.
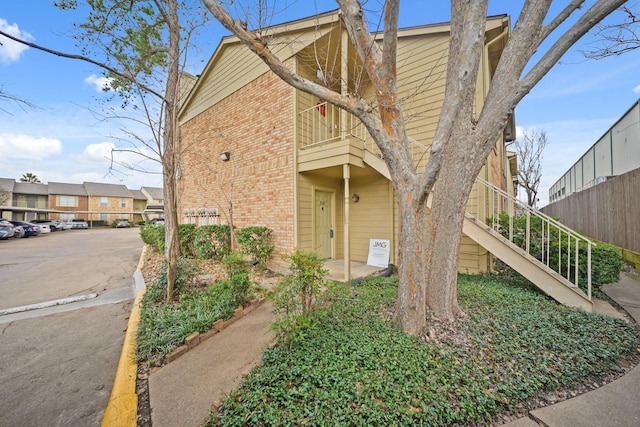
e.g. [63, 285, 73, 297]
[220, 151, 231, 161]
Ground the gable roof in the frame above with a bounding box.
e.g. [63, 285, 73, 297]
[48, 182, 87, 196]
[179, 10, 342, 123]
[83, 182, 133, 197]
[141, 186, 164, 200]
[130, 189, 146, 200]
[179, 11, 509, 124]
[13, 182, 48, 195]
[0, 178, 15, 193]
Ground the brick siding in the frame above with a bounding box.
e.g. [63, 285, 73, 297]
[179, 70, 295, 266]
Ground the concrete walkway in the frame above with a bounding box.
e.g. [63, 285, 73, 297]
[146, 272, 640, 427]
[149, 301, 275, 427]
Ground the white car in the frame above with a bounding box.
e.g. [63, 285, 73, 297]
[71, 219, 89, 229]
[35, 223, 52, 233]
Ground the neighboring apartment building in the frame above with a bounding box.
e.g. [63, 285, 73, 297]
[48, 182, 89, 221]
[84, 182, 135, 223]
[177, 11, 516, 275]
[0, 177, 163, 223]
[11, 182, 49, 221]
[549, 98, 640, 203]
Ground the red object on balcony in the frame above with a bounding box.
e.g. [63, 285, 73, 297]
[316, 101, 326, 117]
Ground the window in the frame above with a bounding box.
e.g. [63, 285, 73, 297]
[58, 195, 77, 207]
[60, 213, 74, 221]
[100, 213, 108, 221]
[100, 197, 108, 207]
[36, 196, 47, 209]
[121, 197, 127, 208]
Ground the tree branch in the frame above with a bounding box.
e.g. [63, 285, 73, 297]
[0, 30, 164, 100]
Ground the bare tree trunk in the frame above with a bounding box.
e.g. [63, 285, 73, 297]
[394, 183, 428, 334]
[163, 0, 181, 301]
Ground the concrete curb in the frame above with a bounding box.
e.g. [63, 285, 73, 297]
[101, 246, 147, 427]
[0, 293, 98, 316]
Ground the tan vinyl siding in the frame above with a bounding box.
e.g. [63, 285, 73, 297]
[297, 173, 343, 258]
[181, 26, 337, 124]
[349, 175, 392, 261]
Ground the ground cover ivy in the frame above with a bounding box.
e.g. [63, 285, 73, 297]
[206, 275, 639, 426]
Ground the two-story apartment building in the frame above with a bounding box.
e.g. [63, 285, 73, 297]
[48, 182, 89, 221]
[83, 182, 135, 223]
[0, 178, 163, 223]
[177, 11, 515, 276]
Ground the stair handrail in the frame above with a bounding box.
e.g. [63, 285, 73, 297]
[472, 176, 594, 299]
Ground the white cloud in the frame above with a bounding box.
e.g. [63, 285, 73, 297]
[0, 133, 62, 160]
[634, 84, 640, 94]
[84, 74, 114, 92]
[78, 141, 116, 162]
[75, 142, 160, 180]
[0, 18, 33, 64]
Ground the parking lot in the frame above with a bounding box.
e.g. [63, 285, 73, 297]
[0, 227, 143, 310]
[0, 227, 144, 426]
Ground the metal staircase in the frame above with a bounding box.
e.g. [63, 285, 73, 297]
[362, 146, 594, 312]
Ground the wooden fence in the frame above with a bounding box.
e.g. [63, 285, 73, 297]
[541, 167, 640, 254]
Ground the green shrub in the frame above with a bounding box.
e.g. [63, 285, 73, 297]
[222, 251, 249, 279]
[271, 249, 328, 347]
[236, 226, 274, 268]
[491, 212, 624, 294]
[228, 272, 254, 308]
[194, 225, 232, 260]
[178, 223, 198, 258]
[140, 224, 162, 251]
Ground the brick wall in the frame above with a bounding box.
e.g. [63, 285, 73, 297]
[87, 196, 134, 222]
[179, 69, 295, 265]
[50, 195, 89, 220]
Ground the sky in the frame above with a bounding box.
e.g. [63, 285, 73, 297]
[1, 1, 639, 205]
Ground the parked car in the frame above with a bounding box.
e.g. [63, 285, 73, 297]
[71, 219, 89, 229]
[150, 218, 165, 227]
[32, 219, 60, 231]
[9, 221, 41, 237]
[54, 220, 71, 230]
[0, 220, 15, 239]
[116, 219, 131, 228]
[12, 224, 25, 238]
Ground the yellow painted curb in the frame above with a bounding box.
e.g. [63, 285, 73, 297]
[101, 288, 145, 426]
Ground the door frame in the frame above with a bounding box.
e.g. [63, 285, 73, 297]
[312, 186, 336, 259]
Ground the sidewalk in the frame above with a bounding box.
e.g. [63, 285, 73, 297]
[149, 301, 275, 427]
[145, 272, 640, 427]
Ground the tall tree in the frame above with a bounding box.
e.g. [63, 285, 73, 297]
[50, 0, 209, 300]
[20, 172, 41, 183]
[203, 0, 625, 335]
[583, 2, 640, 58]
[514, 129, 549, 208]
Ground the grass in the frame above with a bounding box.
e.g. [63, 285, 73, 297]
[205, 274, 639, 427]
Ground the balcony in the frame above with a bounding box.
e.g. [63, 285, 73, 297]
[297, 101, 371, 172]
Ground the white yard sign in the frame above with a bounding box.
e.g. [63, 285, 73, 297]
[367, 239, 390, 268]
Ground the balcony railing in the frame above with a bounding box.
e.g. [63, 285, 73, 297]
[298, 101, 367, 149]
